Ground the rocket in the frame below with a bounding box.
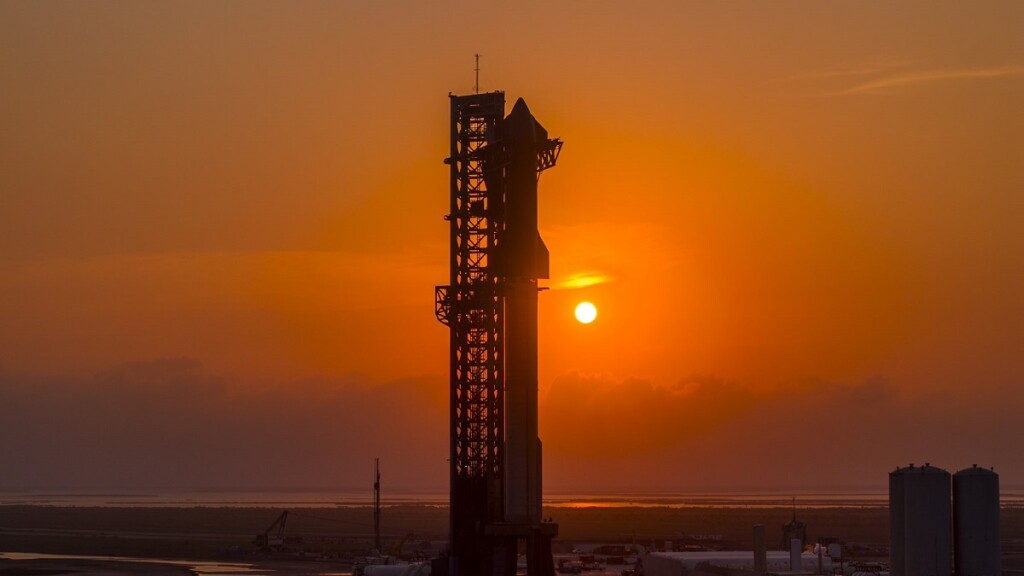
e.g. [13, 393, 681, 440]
[486, 98, 553, 525]
[442, 91, 561, 576]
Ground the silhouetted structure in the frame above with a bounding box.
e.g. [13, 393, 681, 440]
[752, 524, 766, 575]
[953, 466, 1000, 576]
[889, 463, 952, 576]
[780, 498, 806, 551]
[435, 91, 562, 576]
[374, 458, 381, 553]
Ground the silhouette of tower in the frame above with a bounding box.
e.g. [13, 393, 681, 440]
[435, 91, 562, 576]
[781, 498, 807, 550]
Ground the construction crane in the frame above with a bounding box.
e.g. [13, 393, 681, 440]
[389, 531, 415, 558]
[253, 463, 401, 557]
[254, 510, 303, 553]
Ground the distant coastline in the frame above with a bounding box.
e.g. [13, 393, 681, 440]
[2, 489, 1023, 509]
[3, 503, 1023, 575]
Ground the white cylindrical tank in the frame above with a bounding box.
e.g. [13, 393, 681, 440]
[364, 563, 431, 576]
[790, 538, 801, 573]
[753, 524, 766, 575]
[827, 543, 843, 561]
[644, 551, 830, 575]
[953, 465, 1000, 576]
[894, 463, 951, 576]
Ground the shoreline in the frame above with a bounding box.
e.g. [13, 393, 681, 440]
[0, 554, 195, 576]
[3, 490, 1021, 510]
[2, 504, 1022, 573]
[1, 504, 892, 559]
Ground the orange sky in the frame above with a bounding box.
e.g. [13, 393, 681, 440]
[1, 1, 1022, 492]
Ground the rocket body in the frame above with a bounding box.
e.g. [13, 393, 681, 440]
[498, 98, 549, 525]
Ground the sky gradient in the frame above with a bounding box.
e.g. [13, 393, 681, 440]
[1, 1, 1022, 492]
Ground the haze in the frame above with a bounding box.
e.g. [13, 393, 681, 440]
[1, 1, 1022, 493]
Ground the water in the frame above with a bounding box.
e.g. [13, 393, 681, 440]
[2, 489, 1022, 508]
[0, 490, 426, 508]
[0, 552, 276, 575]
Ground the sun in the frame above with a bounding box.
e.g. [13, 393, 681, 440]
[574, 301, 597, 324]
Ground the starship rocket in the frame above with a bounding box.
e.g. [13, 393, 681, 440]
[486, 97, 552, 526]
[441, 92, 560, 576]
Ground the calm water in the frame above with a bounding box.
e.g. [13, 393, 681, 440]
[2, 489, 1022, 508]
[0, 552, 277, 575]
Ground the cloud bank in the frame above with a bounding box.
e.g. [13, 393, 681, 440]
[541, 372, 1021, 490]
[2, 359, 1020, 492]
[0, 359, 448, 491]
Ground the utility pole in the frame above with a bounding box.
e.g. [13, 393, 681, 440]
[374, 458, 381, 553]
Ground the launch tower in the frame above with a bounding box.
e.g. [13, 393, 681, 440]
[435, 91, 562, 576]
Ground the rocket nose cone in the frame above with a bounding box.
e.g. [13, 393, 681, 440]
[510, 97, 531, 116]
[506, 98, 536, 139]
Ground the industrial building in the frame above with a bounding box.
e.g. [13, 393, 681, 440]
[647, 463, 1002, 576]
[642, 520, 836, 576]
[644, 550, 833, 576]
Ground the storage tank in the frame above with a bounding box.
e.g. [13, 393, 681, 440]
[753, 524, 766, 575]
[890, 463, 952, 576]
[789, 538, 801, 573]
[364, 563, 431, 576]
[644, 551, 831, 575]
[890, 466, 906, 576]
[953, 465, 1000, 576]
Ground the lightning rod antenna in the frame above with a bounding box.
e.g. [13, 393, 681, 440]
[474, 53, 480, 94]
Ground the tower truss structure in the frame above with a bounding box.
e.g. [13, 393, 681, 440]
[436, 91, 562, 576]
[435, 91, 507, 576]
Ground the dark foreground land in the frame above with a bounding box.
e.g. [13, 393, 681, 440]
[0, 556, 192, 576]
[2, 505, 1023, 573]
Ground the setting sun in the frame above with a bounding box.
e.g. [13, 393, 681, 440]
[574, 302, 597, 324]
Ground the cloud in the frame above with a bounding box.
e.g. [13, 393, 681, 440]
[0, 359, 449, 491]
[552, 271, 613, 291]
[837, 65, 1024, 95]
[3, 360, 1021, 493]
[540, 372, 1024, 491]
[788, 59, 914, 81]
[540, 373, 757, 456]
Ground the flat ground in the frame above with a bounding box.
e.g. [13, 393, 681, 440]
[1, 505, 1022, 571]
[0, 556, 193, 576]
